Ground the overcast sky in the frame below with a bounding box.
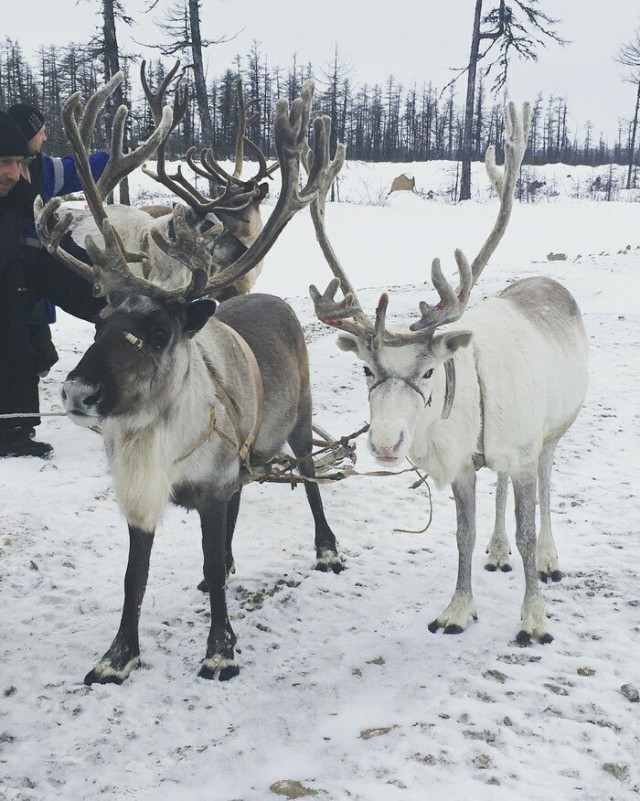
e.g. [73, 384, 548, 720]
[6, 0, 640, 142]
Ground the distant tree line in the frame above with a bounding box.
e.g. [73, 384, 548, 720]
[1, 35, 638, 181]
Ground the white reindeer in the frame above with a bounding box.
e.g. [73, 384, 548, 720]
[309, 102, 588, 644]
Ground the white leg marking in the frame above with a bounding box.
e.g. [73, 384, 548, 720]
[433, 592, 478, 631]
[91, 656, 141, 683]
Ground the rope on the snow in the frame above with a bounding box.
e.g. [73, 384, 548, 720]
[0, 412, 67, 419]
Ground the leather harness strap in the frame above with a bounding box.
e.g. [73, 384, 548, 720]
[177, 327, 263, 467]
[472, 347, 487, 470]
[368, 358, 456, 420]
[216, 324, 264, 465]
[441, 359, 456, 420]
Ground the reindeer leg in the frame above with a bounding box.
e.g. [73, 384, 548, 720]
[429, 465, 478, 634]
[485, 472, 512, 572]
[536, 443, 562, 583]
[198, 499, 239, 681]
[225, 489, 241, 577]
[84, 525, 154, 686]
[512, 471, 553, 645]
[288, 406, 344, 574]
[197, 488, 241, 592]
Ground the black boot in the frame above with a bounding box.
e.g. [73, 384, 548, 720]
[0, 429, 53, 459]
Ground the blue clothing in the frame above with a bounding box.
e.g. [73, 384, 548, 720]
[24, 150, 109, 324]
[44, 151, 110, 199]
[23, 150, 110, 246]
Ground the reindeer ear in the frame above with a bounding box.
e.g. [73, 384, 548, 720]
[431, 330, 472, 360]
[336, 333, 359, 353]
[256, 182, 269, 201]
[183, 298, 217, 337]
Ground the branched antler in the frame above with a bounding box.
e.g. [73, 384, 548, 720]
[34, 71, 199, 300]
[305, 118, 375, 339]
[310, 102, 531, 345]
[36, 74, 339, 302]
[468, 100, 531, 288]
[141, 66, 277, 215]
[152, 81, 336, 297]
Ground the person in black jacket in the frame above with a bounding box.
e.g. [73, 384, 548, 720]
[8, 103, 60, 380]
[0, 111, 106, 459]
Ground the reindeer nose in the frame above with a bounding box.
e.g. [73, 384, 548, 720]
[62, 378, 103, 418]
[82, 387, 103, 408]
[369, 432, 405, 461]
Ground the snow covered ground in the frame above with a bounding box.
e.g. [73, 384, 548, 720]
[1, 164, 639, 801]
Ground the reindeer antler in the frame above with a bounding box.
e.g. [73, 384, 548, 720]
[310, 102, 531, 345]
[38, 76, 339, 302]
[152, 81, 336, 297]
[305, 118, 374, 339]
[469, 100, 530, 288]
[34, 72, 206, 300]
[141, 66, 277, 215]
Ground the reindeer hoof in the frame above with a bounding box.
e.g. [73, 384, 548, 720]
[198, 663, 240, 681]
[84, 669, 123, 686]
[84, 667, 130, 686]
[219, 664, 240, 681]
[84, 654, 140, 686]
[199, 650, 239, 681]
[538, 569, 562, 583]
[314, 553, 345, 574]
[485, 561, 512, 573]
[197, 579, 208, 593]
[198, 664, 216, 680]
[539, 633, 554, 644]
[428, 619, 441, 633]
[444, 624, 464, 635]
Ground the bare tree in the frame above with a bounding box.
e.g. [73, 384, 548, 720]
[149, 0, 235, 192]
[320, 44, 350, 198]
[616, 23, 640, 190]
[85, 0, 134, 203]
[455, 0, 566, 200]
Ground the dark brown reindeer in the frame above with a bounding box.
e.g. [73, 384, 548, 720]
[36, 79, 345, 685]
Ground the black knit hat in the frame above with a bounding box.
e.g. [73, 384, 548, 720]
[0, 111, 30, 157]
[7, 102, 45, 141]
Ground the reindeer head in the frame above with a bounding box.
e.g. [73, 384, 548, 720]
[63, 293, 217, 426]
[34, 73, 339, 430]
[139, 63, 277, 290]
[310, 102, 531, 466]
[332, 290, 473, 465]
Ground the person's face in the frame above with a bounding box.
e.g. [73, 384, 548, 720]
[28, 125, 46, 155]
[0, 156, 28, 196]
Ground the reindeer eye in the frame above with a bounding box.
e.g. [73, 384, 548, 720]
[150, 328, 170, 350]
[423, 369, 434, 380]
[363, 366, 374, 378]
